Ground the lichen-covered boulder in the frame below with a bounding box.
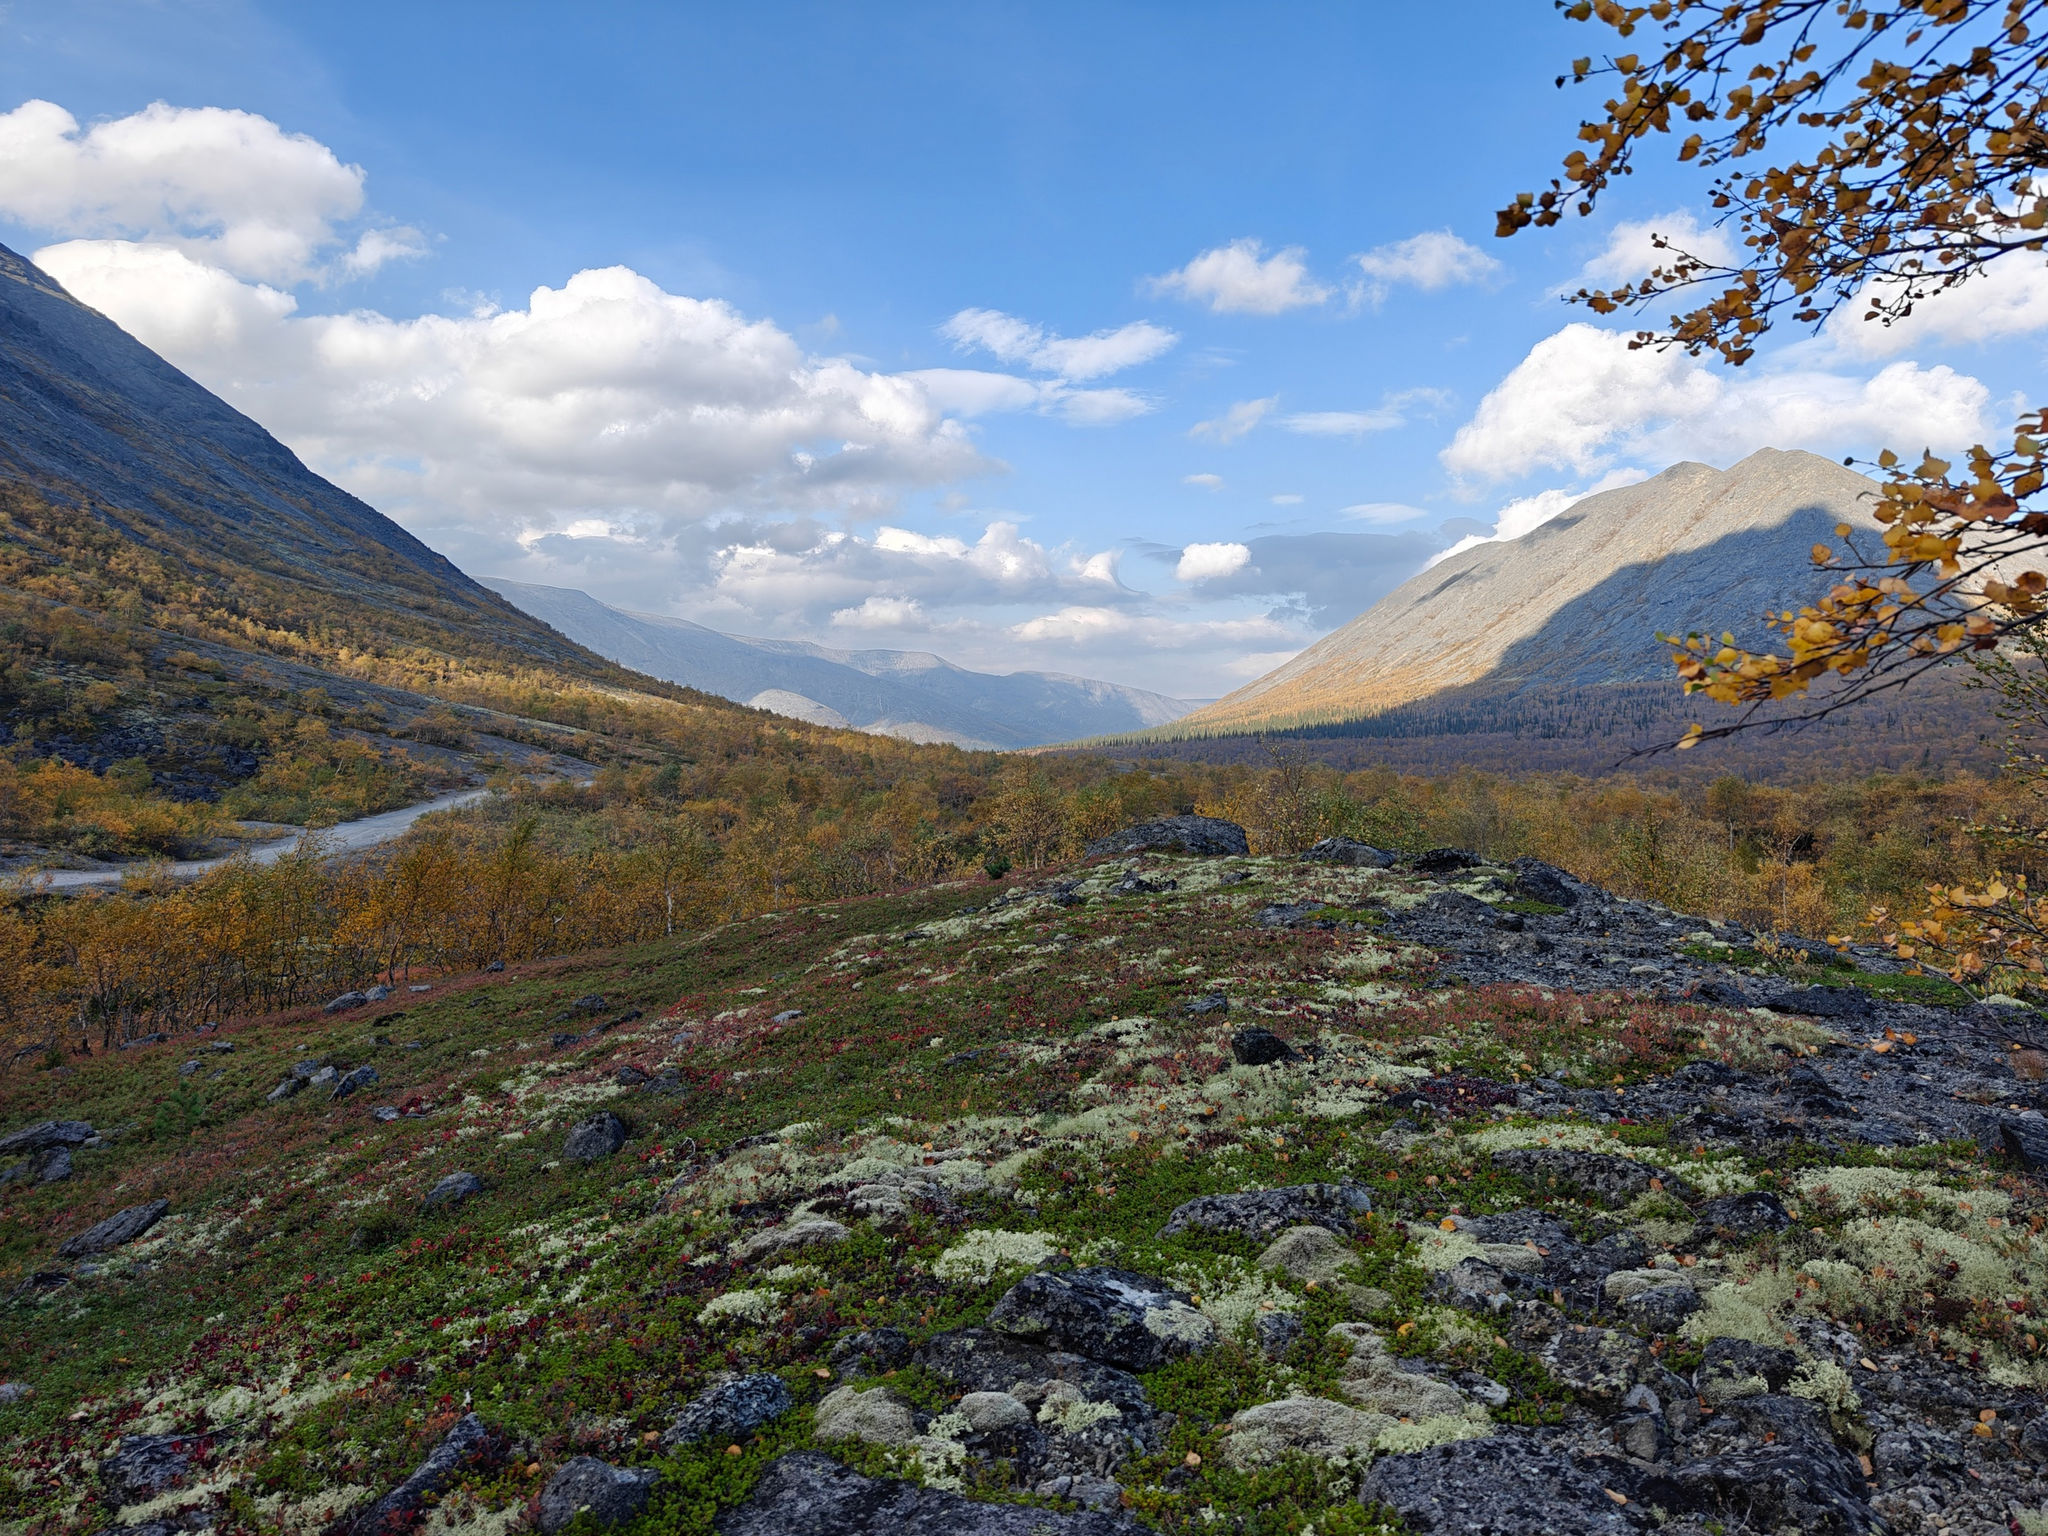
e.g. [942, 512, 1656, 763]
[1219, 1396, 1390, 1468]
[814, 1385, 917, 1447]
[59, 1199, 168, 1258]
[1160, 1182, 1372, 1242]
[1361, 1434, 1633, 1535]
[538, 1457, 658, 1534]
[1083, 816, 1248, 859]
[564, 1111, 627, 1162]
[987, 1266, 1212, 1372]
[661, 1373, 793, 1450]
[715, 1451, 1139, 1534]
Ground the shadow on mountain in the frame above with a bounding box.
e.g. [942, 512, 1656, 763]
[1073, 514, 2005, 781]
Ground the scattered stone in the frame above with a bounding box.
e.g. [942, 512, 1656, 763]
[538, 1457, 659, 1534]
[829, 1327, 913, 1377]
[365, 984, 390, 1002]
[772, 1009, 803, 1023]
[1256, 1225, 1354, 1287]
[1698, 1337, 1799, 1401]
[308, 1065, 339, 1090]
[813, 1385, 917, 1446]
[1490, 1147, 1690, 1207]
[1672, 1447, 1877, 1534]
[1161, 1182, 1371, 1241]
[662, 1373, 794, 1449]
[0, 1382, 32, 1403]
[340, 1413, 502, 1536]
[912, 1327, 1154, 1427]
[571, 994, 607, 1013]
[331, 1064, 378, 1100]
[1331, 1325, 1473, 1418]
[0, 1146, 70, 1185]
[1361, 1434, 1632, 1535]
[564, 1111, 628, 1162]
[1759, 985, 1875, 1022]
[370, 1106, 400, 1123]
[1083, 815, 1248, 859]
[483, 960, 505, 972]
[1254, 903, 1329, 930]
[119, 1033, 169, 1049]
[100, 1433, 192, 1505]
[2003, 1116, 2048, 1169]
[716, 1451, 1138, 1534]
[265, 1077, 304, 1103]
[729, 1217, 850, 1265]
[177, 1059, 201, 1077]
[988, 1265, 1213, 1372]
[615, 1065, 649, 1087]
[1182, 992, 1229, 1015]
[0, 1119, 94, 1155]
[323, 991, 368, 1014]
[1432, 1259, 1513, 1315]
[1537, 1324, 1650, 1402]
[1299, 837, 1394, 868]
[1220, 1395, 1390, 1467]
[422, 1172, 484, 1209]
[58, 1199, 168, 1258]
[1687, 1190, 1792, 1245]
[1228, 1026, 1298, 1065]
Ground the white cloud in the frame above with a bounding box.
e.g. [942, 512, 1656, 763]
[0, 99, 413, 285]
[1423, 468, 1649, 569]
[1175, 541, 1252, 582]
[1190, 396, 1275, 443]
[1565, 210, 1739, 294]
[904, 366, 1152, 425]
[1439, 321, 1993, 482]
[1151, 238, 1330, 315]
[1270, 493, 1302, 505]
[1183, 473, 1224, 490]
[1352, 230, 1501, 304]
[831, 595, 929, 629]
[1280, 408, 1404, 436]
[1825, 256, 2048, 358]
[1009, 605, 1294, 649]
[939, 307, 1176, 380]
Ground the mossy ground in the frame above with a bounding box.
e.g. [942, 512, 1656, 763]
[0, 852, 2034, 1535]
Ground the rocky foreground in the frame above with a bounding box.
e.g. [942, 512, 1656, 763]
[3, 816, 2047, 1535]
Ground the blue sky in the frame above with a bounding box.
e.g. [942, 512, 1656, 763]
[2, 1, 2042, 696]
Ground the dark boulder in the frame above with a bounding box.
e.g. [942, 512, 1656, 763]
[1672, 1447, 1877, 1534]
[1760, 985, 1874, 1022]
[0, 1119, 94, 1155]
[1692, 979, 1753, 1008]
[1491, 1148, 1690, 1207]
[266, 1077, 305, 1103]
[1083, 816, 1248, 859]
[324, 991, 368, 1014]
[422, 1172, 484, 1209]
[987, 1266, 1213, 1372]
[339, 1413, 502, 1536]
[1416, 888, 1504, 929]
[331, 1065, 378, 1100]
[1, 1147, 70, 1185]
[1510, 857, 1582, 908]
[1183, 992, 1229, 1016]
[1407, 847, 1484, 874]
[829, 1327, 913, 1377]
[1688, 1191, 1792, 1246]
[2004, 1117, 2048, 1169]
[564, 1111, 628, 1162]
[1254, 903, 1328, 929]
[1159, 1181, 1372, 1241]
[1699, 1337, 1801, 1395]
[537, 1457, 659, 1534]
[1299, 837, 1393, 868]
[1229, 1027, 1298, 1065]
[1360, 1433, 1633, 1534]
[714, 1451, 1138, 1534]
[100, 1433, 193, 1505]
[661, 1373, 794, 1450]
[58, 1199, 168, 1258]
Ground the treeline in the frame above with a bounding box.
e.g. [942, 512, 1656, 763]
[4, 750, 2039, 1064]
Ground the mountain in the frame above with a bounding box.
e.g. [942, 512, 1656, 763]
[480, 578, 1201, 750]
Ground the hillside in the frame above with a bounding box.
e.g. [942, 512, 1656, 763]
[0, 827, 2039, 1536]
[483, 579, 1199, 750]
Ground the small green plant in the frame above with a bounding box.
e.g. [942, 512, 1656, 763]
[152, 1081, 207, 1140]
[982, 852, 1012, 881]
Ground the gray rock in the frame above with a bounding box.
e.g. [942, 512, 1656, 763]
[814, 1385, 918, 1446]
[324, 991, 368, 1014]
[265, 1077, 304, 1103]
[0, 1381, 32, 1403]
[0, 1119, 95, 1155]
[661, 1373, 794, 1449]
[1408, 847, 1484, 874]
[714, 1451, 1138, 1534]
[1229, 1026, 1298, 1064]
[537, 1456, 658, 1534]
[1538, 1324, 1650, 1402]
[1083, 815, 1248, 859]
[564, 1111, 627, 1162]
[58, 1199, 169, 1258]
[289, 1059, 328, 1079]
[422, 1172, 483, 1209]
[1617, 1284, 1701, 1330]
[1182, 992, 1230, 1015]
[1688, 1190, 1792, 1246]
[99, 1433, 192, 1505]
[729, 1217, 849, 1265]
[1159, 1181, 1372, 1241]
[1510, 857, 1582, 908]
[308, 1066, 339, 1090]
[1361, 1433, 1632, 1534]
[1299, 836, 1394, 867]
[829, 1327, 913, 1377]
[1254, 903, 1328, 930]
[987, 1265, 1213, 1371]
[1220, 1395, 1391, 1467]
[1672, 1447, 1877, 1534]
[1433, 1259, 1513, 1315]
[365, 984, 390, 1002]
[178, 1060, 201, 1077]
[912, 1328, 1154, 1423]
[1759, 985, 1875, 1022]
[1, 1146, 70, 1185]
[331, 1065, 378, 1100]
[340, 1413, 501, 1536]
[1698, 1337, 1799, 1399]
[1491, 1147, 1690, 1207]
[1253, 1311, 1304, 1359]
[370, 1106, 400, 1123]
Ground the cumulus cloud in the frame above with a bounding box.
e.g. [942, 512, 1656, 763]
[1183, 473, 1224, 489]
[1151, 238, 1330, 315]
[0, 99, 418, 284]
[1424, 468, 1651, 569]
[1175, 541, 1252, 582]
[1190, 397, 1275, 443]
[1440, 321, 1993, 483]
[1352, 230, 1501, 304]
[1278, 388, 1447, 438]
[1565, 210, 1739, 294]
[940, 307, 1176, 380]
[1825, 256, 2048, 358]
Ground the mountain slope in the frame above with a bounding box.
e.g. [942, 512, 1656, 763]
[481, 578, 1199, 749]
[1176, 448, 1887, 735]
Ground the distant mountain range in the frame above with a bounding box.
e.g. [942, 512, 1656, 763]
[482, 580, 1202, 750]
[1103, 449, 1998, 777]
